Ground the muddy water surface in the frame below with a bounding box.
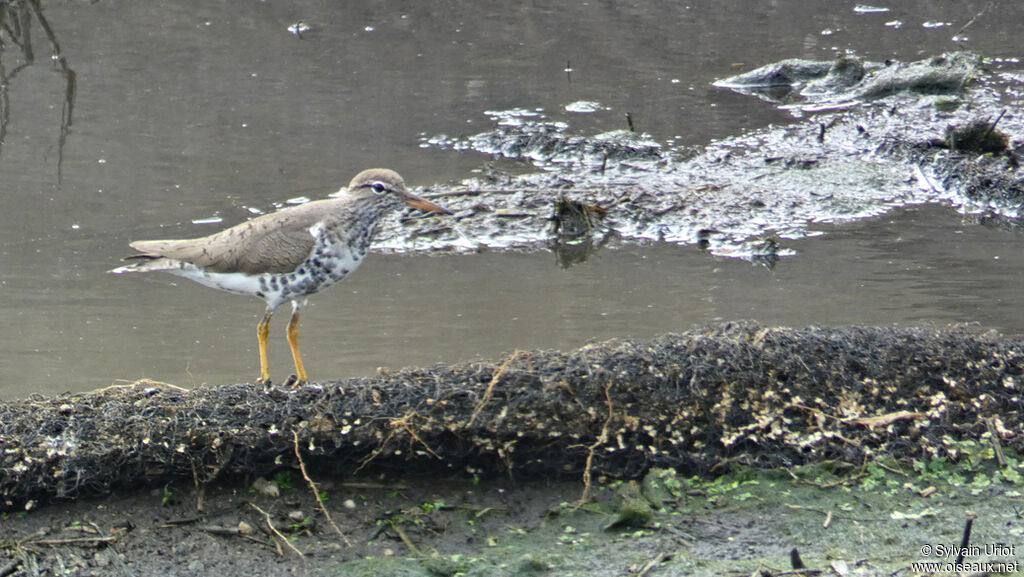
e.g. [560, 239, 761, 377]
[1, 1, 1022, 396]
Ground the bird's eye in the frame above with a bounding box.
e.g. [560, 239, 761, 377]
[370, 182, 388, 194]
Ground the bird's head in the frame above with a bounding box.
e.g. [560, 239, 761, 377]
[348, 169, 451, 215]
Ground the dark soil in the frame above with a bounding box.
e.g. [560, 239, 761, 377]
[0, 473, 589, 577]
[3, 455, 1021, 576]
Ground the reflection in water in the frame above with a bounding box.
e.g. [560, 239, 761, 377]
[551, 196, 607, 239]
[746, 235, 782, 270]
[0, 0, 76, 180]
[550, 235, 611, 269]
[549, 195, 613, 267]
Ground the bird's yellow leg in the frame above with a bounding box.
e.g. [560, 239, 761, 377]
[257, 311, 272, 383]
[286, 309, 308, 385]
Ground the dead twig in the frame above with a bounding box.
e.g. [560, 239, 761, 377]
[784, 503, 880, 524]
[249, 502, 303, 557]
[160, 516, 203, 527]
[392, 411, 442, 459]
[576, 377, 615, 507]
[188, 457, 204, 513]
[339, 481, 411, 490]
[24, 536, 116, 547]
[982, 109, 1007, 143]
[788, 403, 841, 422]
[93, 378, 189, 394]
[983, 416, 1007, 467]
[847, 410, 925, 430]
[198, 524, 271, 547]
[354, 426, 399, 474]
[292, 429, 352, 547]
[636, 551, 669, 577]
[468, 350, 529, 428]
[657, 524, 695, 543]
[199, 525, 243, 536]
[354, 409, 440, 474]
[873, 461, 909, 477]
[952, 1, 993, 40]
[389, 521, 423, 557]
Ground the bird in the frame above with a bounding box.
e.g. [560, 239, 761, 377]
[109, 168, 451, 385]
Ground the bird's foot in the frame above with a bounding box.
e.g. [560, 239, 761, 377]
[283, 374, 306, 388]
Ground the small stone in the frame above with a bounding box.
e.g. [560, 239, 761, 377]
[251, 477, 280, 498]
[641, 468, 680, 506]
[287, 510, 306, 522]
[604, 481, 654, 530]
[93, 551, 110, 567]
[343, 499, 357, 509]
[187, 560, 204, 573]
[238, 521, 255, 535]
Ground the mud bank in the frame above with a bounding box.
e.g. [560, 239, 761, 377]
[2, 323, 1023, 576]
[3, 322, 1021, 511]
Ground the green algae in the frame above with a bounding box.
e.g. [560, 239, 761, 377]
[327, 455, 1023, 577]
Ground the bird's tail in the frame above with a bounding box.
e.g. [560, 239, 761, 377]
[108, 255, 178, 274]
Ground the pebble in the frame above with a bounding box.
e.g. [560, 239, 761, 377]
[251, 477, 280, 497]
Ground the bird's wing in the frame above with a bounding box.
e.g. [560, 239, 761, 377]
[129, 199, 340, 275]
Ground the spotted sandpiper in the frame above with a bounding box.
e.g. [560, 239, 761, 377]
[109, 169, 451, 385]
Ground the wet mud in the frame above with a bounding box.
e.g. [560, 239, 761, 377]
[3, 462, 1021, 577]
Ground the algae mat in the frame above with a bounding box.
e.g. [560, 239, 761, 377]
[0, 462, 1020, 576]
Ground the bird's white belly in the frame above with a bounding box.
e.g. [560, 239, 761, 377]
[175, 267, 265, 295]
[170, 248, 365, 311]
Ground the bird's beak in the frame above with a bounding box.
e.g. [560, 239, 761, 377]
[403, 192, 452, 215]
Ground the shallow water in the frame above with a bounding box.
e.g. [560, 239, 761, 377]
[1, 1, 1022, 397]
[10, 203, 1024, 395]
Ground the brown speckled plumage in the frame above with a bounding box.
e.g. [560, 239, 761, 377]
[110, 168, 451, 384]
